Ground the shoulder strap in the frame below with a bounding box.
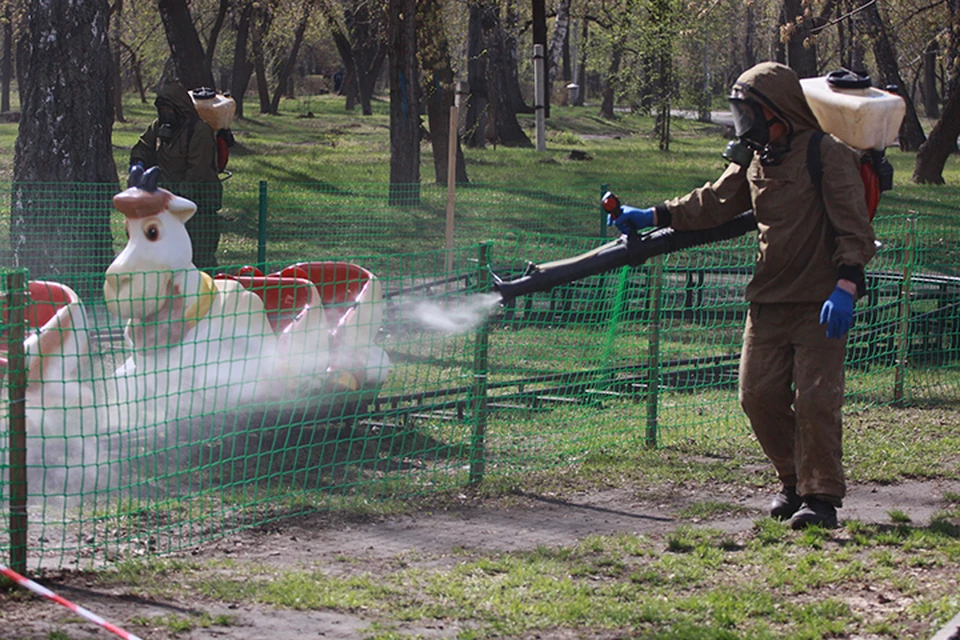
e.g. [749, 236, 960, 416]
[807, 130, 824, 198]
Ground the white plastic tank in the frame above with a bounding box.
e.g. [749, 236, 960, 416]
[800, 73, 905, 151]
[189, 88, 236, 131]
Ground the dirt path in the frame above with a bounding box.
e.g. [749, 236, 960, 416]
[4, 477, 960, 639]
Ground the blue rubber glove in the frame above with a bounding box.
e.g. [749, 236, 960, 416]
[608, 206, 655, 236]
[819, 286, 855, 339]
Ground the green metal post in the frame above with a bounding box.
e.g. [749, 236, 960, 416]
[646, 257, 663, 448]
[257, 181, 268, 267]
[7, 271, 27, 574]
[894, 216, 916, 406]
[469, 243, 492, 485]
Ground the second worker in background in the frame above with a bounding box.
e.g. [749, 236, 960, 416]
[131, 81, 223, 270]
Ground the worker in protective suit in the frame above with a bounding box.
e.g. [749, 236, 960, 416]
[610, 62, 876, 529]
[130, 81, 223, 270]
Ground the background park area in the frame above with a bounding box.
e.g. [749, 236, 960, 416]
[0, 89, 958, 640]
[3, 0, 960, 638]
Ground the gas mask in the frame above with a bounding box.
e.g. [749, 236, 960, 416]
[155, 100, 180, 143]
[722, 85, 790, 167]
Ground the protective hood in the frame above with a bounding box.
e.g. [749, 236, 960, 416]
[731, 62, 821, 136]
[155, 82, 200, 122]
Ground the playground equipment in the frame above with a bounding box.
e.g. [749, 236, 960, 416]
[215, 261, 390, 393]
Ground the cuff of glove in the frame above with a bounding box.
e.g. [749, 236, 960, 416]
[838, 264, 866, 298]
[654, 204, 671, 228]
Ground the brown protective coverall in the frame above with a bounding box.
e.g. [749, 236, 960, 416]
[660, 62, 877, 506]
[131, 82, 223, 270]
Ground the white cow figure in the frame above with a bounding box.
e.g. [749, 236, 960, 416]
[102, 167, 323, 427]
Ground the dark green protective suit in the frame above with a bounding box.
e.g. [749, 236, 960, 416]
[130, 82, 223, 270]
[656, 62, 877, 507]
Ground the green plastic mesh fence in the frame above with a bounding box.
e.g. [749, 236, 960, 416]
[1, 181, 959, 571]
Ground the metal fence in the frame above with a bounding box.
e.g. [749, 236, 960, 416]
[2, 181, 958, 572]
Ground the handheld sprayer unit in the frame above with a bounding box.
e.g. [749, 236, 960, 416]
[491, 210, 759, 303]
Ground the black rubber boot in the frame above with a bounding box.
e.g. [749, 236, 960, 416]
[769, 486, 803, 521]
[789, 497, 838, 530]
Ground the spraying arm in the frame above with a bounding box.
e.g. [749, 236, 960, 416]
[491, 211, 759, 303]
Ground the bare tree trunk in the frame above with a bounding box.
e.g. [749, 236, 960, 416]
[250, 6, 273, 114]
[119, 39, 147, 102]
[319, 0, 386, 116]
[110, 0, 124, 123]
[912, 83, 960, 185]
[858, 0, 926, 151]
[157, 0, 215, 89]
[574, 19, 587, 106]
[465, 1, 489, 148]
[502, 0, 530, 114]
[546, 0, 571, 108]
[948, 0, 960, 97]
[600, 42, 623, 120]
[781, 0, 818, 77]
[14, 0, 117, 282]
[204, 0, 230, 81]
[420, 0, 468, 184]
[388, 0, 420, 204]
[230, 1, 255, 118]
[744, 3, 756, 70]
[923, 39, 940, 118]
[487, 6, 530, 147]
[2, 1, 13, 112]
[269, 0, 313, 114]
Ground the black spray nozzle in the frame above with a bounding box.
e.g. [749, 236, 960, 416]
[491, 211, 759, 303]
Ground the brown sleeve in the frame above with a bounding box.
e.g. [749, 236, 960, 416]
[663, 161, 754, 231]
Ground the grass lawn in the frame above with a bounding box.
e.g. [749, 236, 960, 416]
[2, 94, 960, 639]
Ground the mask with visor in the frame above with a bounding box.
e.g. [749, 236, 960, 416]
[155, 98, 181, 144]
[722, 84, 789, 167]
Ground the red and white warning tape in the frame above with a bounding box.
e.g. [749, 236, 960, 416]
[1, 562, 145, 640]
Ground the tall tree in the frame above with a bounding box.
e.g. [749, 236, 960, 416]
[465, 0, 490, 148]
[387, 0, 420, 204]
[780, 0, 819, 77]
[230, 1, 255, 118]
[268, 0, 315, 114]
[158, 0, 215, 89]
[913, 2, 960, 185]
[858, 0, 926, 151]
[420, 0, 468, 184]
[1, 0, 14, 113]
[547, 0, 572, 109]
[912, 83, 960, 184]
[110, 0, 125, 122]
[317, 0, 386, 115]
[13, 0, 118, 283]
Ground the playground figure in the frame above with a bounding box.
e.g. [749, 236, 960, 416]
[610, 62, 876, 529]
[105, 165, 388, 409]
[130, 81, 223, 270]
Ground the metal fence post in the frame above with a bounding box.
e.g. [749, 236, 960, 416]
[894, 215, 917, 406]
[257, 181, 268, 267]
[6, 270, 28, 574]
[469, 243, 491, 485]
[646, 256, 663, 448]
